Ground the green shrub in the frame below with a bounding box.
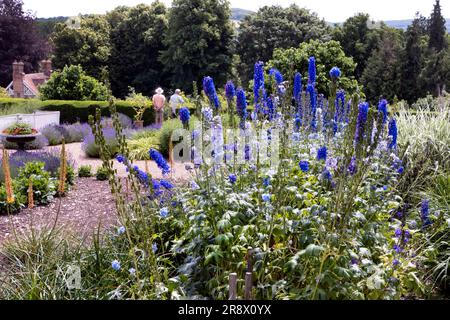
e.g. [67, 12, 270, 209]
[39, 65, 108, 101]
[95, 166, 108, 181]
[17, 162, 55, 205]
[0, 87, 8, 98]
[158, 117, 199, 157]
[0, 183, 26, 214]
[78, 165, 93, 178]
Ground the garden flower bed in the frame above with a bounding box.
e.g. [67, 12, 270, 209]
[0, 59, 448, 300]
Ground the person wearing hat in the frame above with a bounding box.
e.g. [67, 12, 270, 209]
[169, 89, 184, 118]
[152, 87, 166, 126]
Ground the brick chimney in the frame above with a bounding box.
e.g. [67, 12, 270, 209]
[12, 61, 25, 98]
[41, 59, 52, 78]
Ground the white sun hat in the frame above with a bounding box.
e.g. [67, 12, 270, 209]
[155, 87, 164, 94]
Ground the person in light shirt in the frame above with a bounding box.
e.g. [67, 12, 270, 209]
[152, 87, 166, 126]
[169, 89, 184, 118]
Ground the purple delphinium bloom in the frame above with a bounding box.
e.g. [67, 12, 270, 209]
[236, 87, 248, 129]
[179, 107, 190, 125]
[378, 99, 388, 124]
[149, 148, 170, 175]
[254, 61, 265, 104]
[229, 174, 237, 184]
[203, 76, 220, 110]
[329, 66, 341, 79]
[269, 68, 284, 84]
[225, 80, 236, 101]
[393, 244, 402, 253]
[397, 166, 404, 174]
[354, 102, 369, 144]
[322, 168, 332, 181]
[308, 56, 316, 84]
[293, 72, 302, 102]
[299, 161, 309, 172]
[191, 181, 200, 190]
[388, 118, 398, 149]
[394, 228, 402, 237]
[317, 146, 328, 161]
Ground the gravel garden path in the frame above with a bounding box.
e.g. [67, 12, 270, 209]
[0, 142, 193, 247]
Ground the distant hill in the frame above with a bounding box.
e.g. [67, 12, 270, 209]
[231, 8, 254, 21]
[384, 19, 450, 31]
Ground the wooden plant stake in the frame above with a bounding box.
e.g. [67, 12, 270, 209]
[228, 273, 237, 300]
[244, 272, 253, 300]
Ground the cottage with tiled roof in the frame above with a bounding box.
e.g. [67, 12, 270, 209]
[6, 60, 52, 98]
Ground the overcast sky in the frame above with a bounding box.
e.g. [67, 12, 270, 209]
[22, 0, 449, 22]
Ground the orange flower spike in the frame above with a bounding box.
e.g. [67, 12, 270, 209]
[2, 149, 15, 204]
[58, 140, 67, 195]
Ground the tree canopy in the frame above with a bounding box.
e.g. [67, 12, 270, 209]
[237, 5, 331, 84]
[0, 0, 49, 87]
[159, 0, 235, 92]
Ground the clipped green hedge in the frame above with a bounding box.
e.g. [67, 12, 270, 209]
[0, 98, 200, 125]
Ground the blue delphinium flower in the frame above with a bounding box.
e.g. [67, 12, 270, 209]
[299, 161, 309, 172]
[394, 229, 402, 237]
[236, 87, 248, 129]
[348, 156, 357, 175]
[317, 146, 328, 161]
[117, 226, 125, 235]
[294, 114, 302, 132]
[202, 107, 213, 122]
[269, 68, 284, 84]
[421, 199, 432, 227]
[225, 80, 236, 101]
[266, 96, 275, 120]
[229, 174, 237, 184]
[388, 118, 398, 149]
[179, 107, 190, 125]
[116, 154, 125, 163]
[354, 102, 369, 144]
[308, 56, 316, 84]
[254, 61, 265, 104]
[307, 84, 317, 121]
[393, 244, 402, 253]
[129, 268, 136, 276]
[262, 194, 271, 202]
[378, 99, 388, 124]
[111, 260, 121, 271]
[397, 166, 404, 174]
[263, 177, 270, 187]
[393, 259, 400, 267]
[160, 179, 173, 189]
[203, 76, 220, 110]
[293, 72, 302, 102]
[160, 207, 169, 218]
[149, 148, 170, 175]
[152, 243, 158, 253]
[329, 66, 341, 79]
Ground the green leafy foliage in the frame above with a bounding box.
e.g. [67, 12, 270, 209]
[268, 40, 358, 95]
[16, 161, 55, 205]
[39, 65, 108, 101]
[95, 166, 108, 181]
[78, 165, 92, 178]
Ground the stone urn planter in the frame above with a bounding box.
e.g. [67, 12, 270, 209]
[0, 132, 42, 151]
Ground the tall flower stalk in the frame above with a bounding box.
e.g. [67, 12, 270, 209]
[2, 148, 14, 204]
